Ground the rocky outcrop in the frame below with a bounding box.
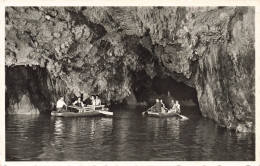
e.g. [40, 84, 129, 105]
[5, 7, 254, 132]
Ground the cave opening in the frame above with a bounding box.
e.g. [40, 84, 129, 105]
[5, 65, 72, 114]
[131, 70, 201, 115]
[6, 65, 200, 115]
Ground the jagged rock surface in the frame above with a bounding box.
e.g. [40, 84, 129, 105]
[5, 7, 254, 132]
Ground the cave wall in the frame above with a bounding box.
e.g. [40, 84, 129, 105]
[6, 66, 74, 114]
[193, 7, 255, 132]
[5, 7, 255, 132]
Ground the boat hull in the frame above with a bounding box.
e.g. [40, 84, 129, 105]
[142, 111, 179, 118]
[51, 106, 113, 117]
[51, 111, 102, 117]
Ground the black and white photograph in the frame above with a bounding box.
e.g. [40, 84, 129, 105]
[3, 2, 258, 163]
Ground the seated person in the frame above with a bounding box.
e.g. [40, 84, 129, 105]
[160, 99, 166, 108]
[83, 95, 96, 111]
[73, 97, 84, 107]
[91, 95, 96, 106]
[56, 97, 67, 112]
[171, 99, 175, 108]
[95, 95, 101, 106]
[83, 97, 91, 105]
[150, 99, 161, 113]
[175, 100, 181, 113]
[160, 99, 167, 113]
[168, 100, 176, 113]
[85, 95, 97, 110]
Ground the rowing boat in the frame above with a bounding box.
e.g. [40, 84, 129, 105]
[51, 105, 112, 117]
[51, 110, 113, 117]
[142, 111, 179, 118]
[68, 105, 108, 111]
[142, 111, 189, 120]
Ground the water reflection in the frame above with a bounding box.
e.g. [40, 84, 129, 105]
[166, 118, 180, 140]
[52, 118, 65, 152]
[6, 106, 255, 161]
[6, 114, 50, 161]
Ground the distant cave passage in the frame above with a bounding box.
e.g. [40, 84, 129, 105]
[132, 74, 199, 109]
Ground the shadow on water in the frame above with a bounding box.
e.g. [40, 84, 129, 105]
[6, 105, 255, 161]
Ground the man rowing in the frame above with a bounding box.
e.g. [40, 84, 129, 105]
[73, 97, 84, 107]
[73, 97, 84, 113]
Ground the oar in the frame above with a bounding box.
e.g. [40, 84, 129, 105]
[142, 106, 151, 115]
[68, 105, 77, 108]
[175, 113, 189, 120]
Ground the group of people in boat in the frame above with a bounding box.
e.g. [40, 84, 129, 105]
[56, 95, 102, 113]
[149, 98, 181, 114]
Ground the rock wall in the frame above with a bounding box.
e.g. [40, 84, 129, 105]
[5, 66, 74, 113]
[5, 7, 255, 132]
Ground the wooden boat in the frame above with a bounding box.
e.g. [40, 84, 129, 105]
[142, 111, 179, 118]
[51, 110, 113, 117]
[67, 105, 108, 111]
[51, 105, 112, 117]
[83, 105, 109, 111]
[142, 111, 188, 120]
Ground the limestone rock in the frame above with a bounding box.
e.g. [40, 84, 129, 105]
[7, 94, 40, 114]
[5, 7, 255, 132]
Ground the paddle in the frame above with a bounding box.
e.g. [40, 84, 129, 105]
[142, 106, 152, 115]
[175, 113, 189, 120]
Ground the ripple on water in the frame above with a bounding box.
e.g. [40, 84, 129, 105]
[5, 107, 255, 161]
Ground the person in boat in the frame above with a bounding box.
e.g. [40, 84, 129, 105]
[175, 100, 181, 114]
[168, 99, 176, 113]
[83, 97, 92, 106]
[150, 99, 161, 113]
[73, 97, 84, 108]
[95, 95, 101, 106]
[56, 96, 68, 113]
[84, 95, 97, 111]
[160, 99, 167, 113]
[170, 99, 175, 108]
[91, 95, 96, 105]
[86, 95, 96, 110]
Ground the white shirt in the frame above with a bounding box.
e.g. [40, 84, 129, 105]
[176, 104, 180, 110]
[91, 100, 96, 106]
[56, 99, 67, 108]
[95, 99, 101, 105]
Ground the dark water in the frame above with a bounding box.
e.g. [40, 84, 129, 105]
[6, 106, 255, 161]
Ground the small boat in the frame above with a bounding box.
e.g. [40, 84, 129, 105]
[142, 111, 188, 120]
[51, 105, 112, 117]
[51, 110, 113, 117]
[142, 111, 179, 118]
